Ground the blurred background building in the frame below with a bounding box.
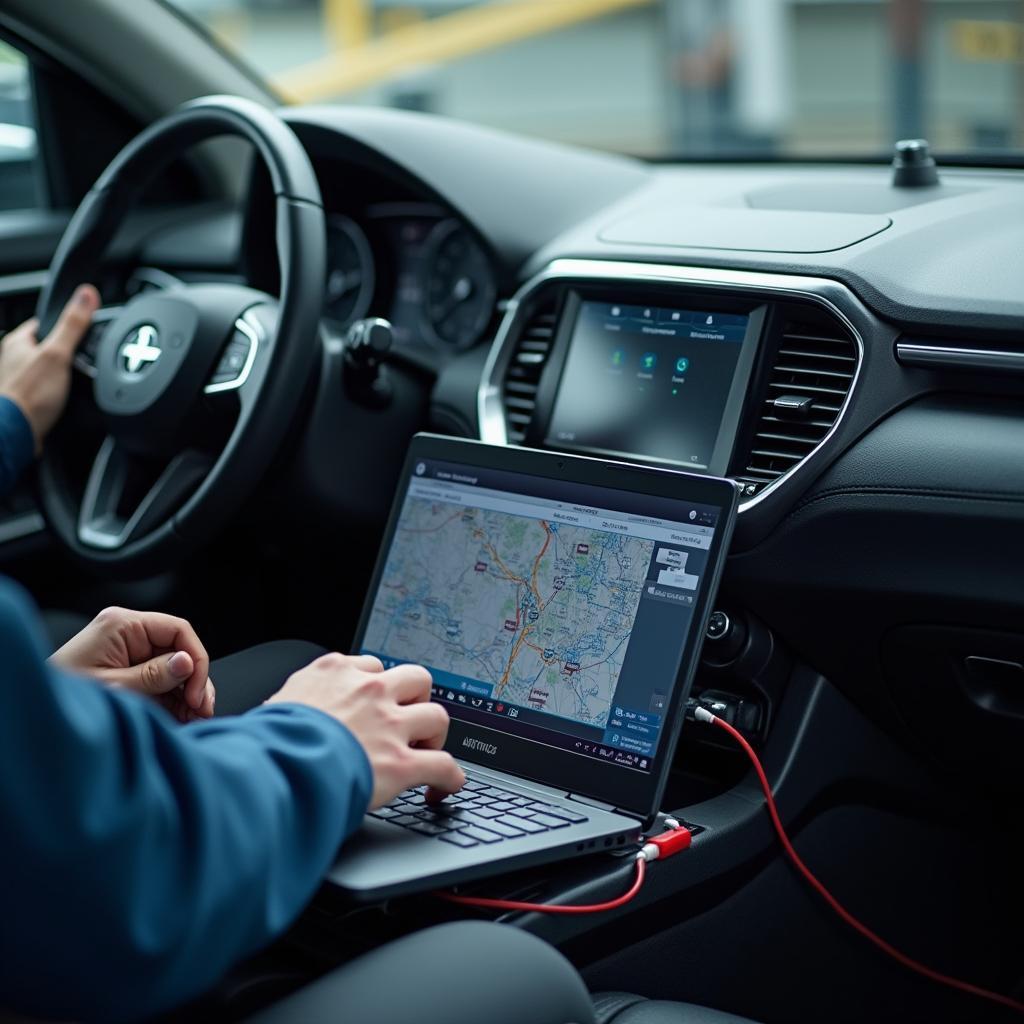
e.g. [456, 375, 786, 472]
[5, 0, 1024, 159]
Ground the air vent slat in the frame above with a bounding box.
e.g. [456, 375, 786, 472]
[772, 365, 854, 381]
[777, 348, 856, 363]
[740, 313, 858, 495]
[766, 379, 849, 396]
[501, 300, 558, 443]
[754, 432, 819, 446]
[760, 415, 836, 430]
[781, 332, 850, 346]
[504, 396, 536, 412]
[750, 449, 804, 462]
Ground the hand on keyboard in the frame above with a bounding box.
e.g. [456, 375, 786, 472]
[267, 653, 465, 807]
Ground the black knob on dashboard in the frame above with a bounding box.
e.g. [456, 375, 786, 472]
[892, 138, 939, 188]
[703, 608, 748, 665]
[343, 317, 393, 408]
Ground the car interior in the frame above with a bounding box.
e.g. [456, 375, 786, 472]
[1, 1, 1022, 1022]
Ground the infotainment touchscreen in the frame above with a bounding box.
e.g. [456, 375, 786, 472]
[544, 300, 763, 473]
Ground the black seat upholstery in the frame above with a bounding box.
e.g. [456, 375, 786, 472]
[595, 992, 761, 1024]
[240, 921, 763, 1024]
[39, 608, 90, 651]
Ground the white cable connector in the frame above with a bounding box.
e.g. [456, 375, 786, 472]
[694, 706, 717, 725]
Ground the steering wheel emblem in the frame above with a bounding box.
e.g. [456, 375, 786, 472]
[119, 324, 162, 376]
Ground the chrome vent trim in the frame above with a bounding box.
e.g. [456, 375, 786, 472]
[478, 258, 866, 514]
[737, 317, 858, 489]
[896, 342, 1024, 374]
[501, 302, 557, 444]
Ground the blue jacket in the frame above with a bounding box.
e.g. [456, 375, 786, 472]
[0, 395, 34, 494]
[0, 402, 373, 1022]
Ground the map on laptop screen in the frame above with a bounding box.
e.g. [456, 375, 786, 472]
[362, 495, 653, 731]
[361, 458, 720, 773]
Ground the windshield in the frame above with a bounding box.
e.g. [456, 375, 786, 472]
[165, 0, 1024, 162]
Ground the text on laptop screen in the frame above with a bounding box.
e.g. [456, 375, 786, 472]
[361, 459, 722, 776]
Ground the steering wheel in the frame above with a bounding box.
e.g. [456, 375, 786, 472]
[36, 95, 326, 576]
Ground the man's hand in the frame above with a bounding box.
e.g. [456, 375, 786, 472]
[0, 285, 100, 454]
[267, 654, 465, 809]
[49, 607, 215, 723]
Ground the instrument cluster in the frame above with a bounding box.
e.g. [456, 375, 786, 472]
[322, 202, 498, 352]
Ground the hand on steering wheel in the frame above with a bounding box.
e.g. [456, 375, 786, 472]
[0, 286, 99, 454]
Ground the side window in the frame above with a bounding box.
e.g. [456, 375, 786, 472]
[0, 39, 42, 212]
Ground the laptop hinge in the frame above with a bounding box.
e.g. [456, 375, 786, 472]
[568, 792, 642, 821]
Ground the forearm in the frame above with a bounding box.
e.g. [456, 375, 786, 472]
[0, 581, 371, 1021]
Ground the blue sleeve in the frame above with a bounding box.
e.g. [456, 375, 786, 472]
[0, 396, 34, 496]
[0, 578, 372, 1023]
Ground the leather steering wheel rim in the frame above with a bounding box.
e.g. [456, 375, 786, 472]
[36, 95, 326, 576]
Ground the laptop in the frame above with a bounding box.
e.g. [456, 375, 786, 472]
[327, 434, 738, 901]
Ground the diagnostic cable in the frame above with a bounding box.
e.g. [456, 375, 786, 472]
[694, 706, 1024, 1017]
[440, 709, 1024, 1016]
[440, 825, 692, 915]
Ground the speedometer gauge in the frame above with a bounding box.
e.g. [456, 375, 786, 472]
[420, 220, 497, 349]
[324, 214, 375, 326]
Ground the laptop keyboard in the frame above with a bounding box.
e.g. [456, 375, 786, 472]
[367, 777, 590, 848]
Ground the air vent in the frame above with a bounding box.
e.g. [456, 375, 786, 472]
[502, 300, 557, 444]
[738, 312, 857, 494]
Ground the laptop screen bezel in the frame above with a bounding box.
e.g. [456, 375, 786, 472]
[352, 434, 738, 826]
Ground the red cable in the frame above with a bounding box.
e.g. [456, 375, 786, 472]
[439, 854, 646, 914]
[705, 712, 1024, 1017]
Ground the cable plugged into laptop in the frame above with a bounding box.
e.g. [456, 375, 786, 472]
[692, 706, 1024, 1018]
[640, 825, 693, 863]
[438, 823, 693, 915]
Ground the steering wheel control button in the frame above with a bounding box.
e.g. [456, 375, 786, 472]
[73, 306, 124, 379]
[210, 337, 251, 384]
[204, 315, 261, 394]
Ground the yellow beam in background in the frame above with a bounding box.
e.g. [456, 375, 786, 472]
[277, 0, 654, 103]
[324, 0, 371, 50]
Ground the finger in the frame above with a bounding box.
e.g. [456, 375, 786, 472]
[408, 750, 466, 802]
[125, 612, 210, 709]
[196, 678, 216, 719]
[42, 285, 100, 359]
[405, 703, 458, 805]
[346, 654, 384, 673]
[108, 650, 194, 696]
[179, 679, 215, 721]
[379, 663, 432, 704]
[401, 700, 450, 749]
[1, 317, 39, 347]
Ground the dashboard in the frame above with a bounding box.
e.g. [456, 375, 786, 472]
[125, 105, 1024, 782]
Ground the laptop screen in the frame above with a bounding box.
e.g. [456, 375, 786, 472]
[358, 440, 733, 810]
